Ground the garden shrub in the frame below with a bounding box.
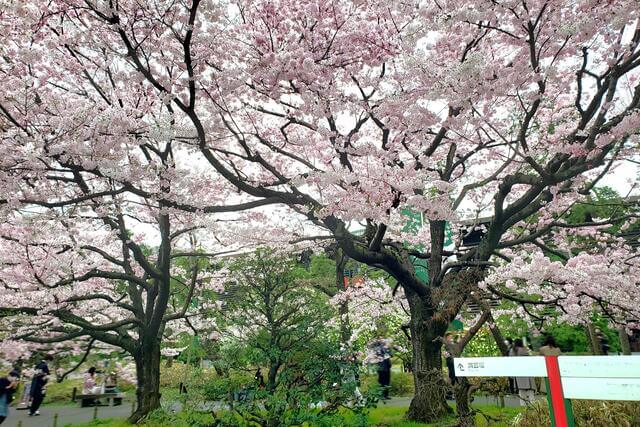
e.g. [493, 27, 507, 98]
[144, 408, 216, 427]
[469, 377, 509, 398]
[202, 372, 254, 401]
[389, 371, 413, 396]
[512, 400, 640, 427]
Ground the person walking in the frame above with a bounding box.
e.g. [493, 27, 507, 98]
[0, 370, 20, 425]
[513, 339, 535, 406]
[28, 354, 52, 416]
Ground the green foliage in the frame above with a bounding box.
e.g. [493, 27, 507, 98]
[468, 377, 509, 397]
[159, 362, 217, 390]
[542, 323, 590, 353]
[360, 371, 414, 397]
[513, 400, 640, 427]
[202, 372, 254, 401]
[65, 404, 523, 427]
[205, 338, 377, 427]
[462, 328, 501, 357]
[144, 408, 216, 427]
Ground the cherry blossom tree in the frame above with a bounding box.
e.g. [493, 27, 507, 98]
[0, 177, 240, 421]
[0, 0, 279, 420]
[212, 2, 640, 421]
[3, 0, 640, 423]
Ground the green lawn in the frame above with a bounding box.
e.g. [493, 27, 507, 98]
[362, 404, 520, 427]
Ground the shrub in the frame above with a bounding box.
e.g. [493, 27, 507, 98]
[202, 372, 254, 401]
[160, 362, 217, 389]
[469, 377, 509, 397]
[512, 400, 640, 427]
[389, 371, 413, 396]
[359, 370, 414, 397]
[144, 408, 216, 427]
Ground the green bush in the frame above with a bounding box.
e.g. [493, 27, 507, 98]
[512, 400, 640, 427]
[469, 377, 509, 397]
[202, 372, 254, 401]
[144, 408, 216, 427]
[360, 371, 413, 397]
[389, 371, 413, 396]
[160, 362, 217, 389]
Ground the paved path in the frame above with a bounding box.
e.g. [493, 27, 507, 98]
[5, 403, 134, 427]
[3, 395, 529, 426]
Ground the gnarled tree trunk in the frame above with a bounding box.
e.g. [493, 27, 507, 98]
[130, 338, 162, 423]
[405, 288, 452, 422]
[453, 377, 475, 427]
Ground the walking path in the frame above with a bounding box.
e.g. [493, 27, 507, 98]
[4, 394, 531, 427]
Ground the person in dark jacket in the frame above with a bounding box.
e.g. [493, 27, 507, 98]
[369, 337, 393, 399]
[0, 370, 20, 425]
[29, 354, 52, 416]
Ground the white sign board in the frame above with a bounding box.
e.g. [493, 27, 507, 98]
[454, 355, 640, 401]
[454, 356, 547, 377]
[558, 356, 640, 379]
[561, 377, 640, 400]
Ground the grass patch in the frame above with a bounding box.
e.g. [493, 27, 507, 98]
[363, 404, 521, 427]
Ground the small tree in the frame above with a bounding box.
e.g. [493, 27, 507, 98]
[220, 249, 332, 391]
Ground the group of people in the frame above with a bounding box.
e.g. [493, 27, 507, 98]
[0, 355, 121, 425]
[83, 367, 118, 395]
[0, 353, 53, 424]
[505, 335, 562, 405]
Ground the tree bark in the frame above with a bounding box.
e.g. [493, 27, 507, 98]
[335, 248, 351, 345]
[619, 327, 632, 355]
[130, 339, 162, 423]
[586, 323, 601, 355]
[453, 377, 475, 427]
[405, 289, 452, 422]
[267, 360, 280, 392]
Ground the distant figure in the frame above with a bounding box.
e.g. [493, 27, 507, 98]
[505, 338, 517, 394]
[254, 368, 265, 390]
[83, 367, 101, 394]
[29, 354, 52, 416]
[513, 339, 535, 406]
[595, 328, 610, 355]
[104, 374, 118, 394]
[538, 335, 561, 393]
[539, 335, 561, 357]
[369, 337, 392, 399]
[0, 370, 20, 424]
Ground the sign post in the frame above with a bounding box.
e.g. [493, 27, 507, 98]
[454, 355, 640, 427]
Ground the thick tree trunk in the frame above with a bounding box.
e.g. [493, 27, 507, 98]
[405, 289, 452, 423]
[267, 360, 280, 392]
[130, 340, 162, 423]
[619, 327, 632, 355]
[453, 377, 475, 427]
[336, 249, 351, 345]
